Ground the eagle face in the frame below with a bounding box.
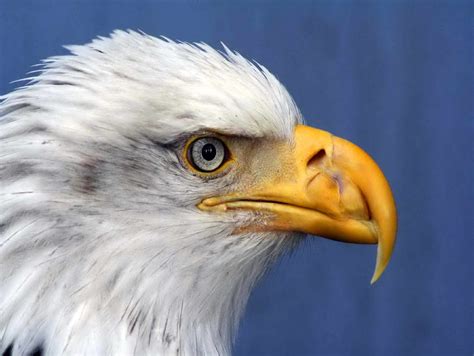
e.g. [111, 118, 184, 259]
[0, 31, 396, 355]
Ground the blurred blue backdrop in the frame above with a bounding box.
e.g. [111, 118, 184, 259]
[0, 1, 472, 355]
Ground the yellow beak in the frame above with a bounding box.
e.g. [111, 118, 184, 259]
[199, 124, 397, 283]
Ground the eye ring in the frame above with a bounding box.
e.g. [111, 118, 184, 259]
[186, 136, 229, 173]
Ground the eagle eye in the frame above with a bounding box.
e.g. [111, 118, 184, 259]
[187, 137, 228, 173]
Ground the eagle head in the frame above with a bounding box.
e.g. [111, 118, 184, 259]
[0, 30, 397, 355]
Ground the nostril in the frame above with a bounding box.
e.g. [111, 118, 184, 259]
[307, 149, 326, 169]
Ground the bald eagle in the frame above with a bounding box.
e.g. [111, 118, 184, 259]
[0, 30, 397, 355]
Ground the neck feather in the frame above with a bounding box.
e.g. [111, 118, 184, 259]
[0, 215, 300, 355]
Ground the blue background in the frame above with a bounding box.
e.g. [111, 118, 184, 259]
[0, 1, 472, 355]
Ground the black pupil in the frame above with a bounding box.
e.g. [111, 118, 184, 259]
[201, 143, 217, 161]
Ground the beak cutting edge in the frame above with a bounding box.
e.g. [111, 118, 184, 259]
[199, 124, 397, 283]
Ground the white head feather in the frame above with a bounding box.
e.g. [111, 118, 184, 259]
[0, 30, 303, 355]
